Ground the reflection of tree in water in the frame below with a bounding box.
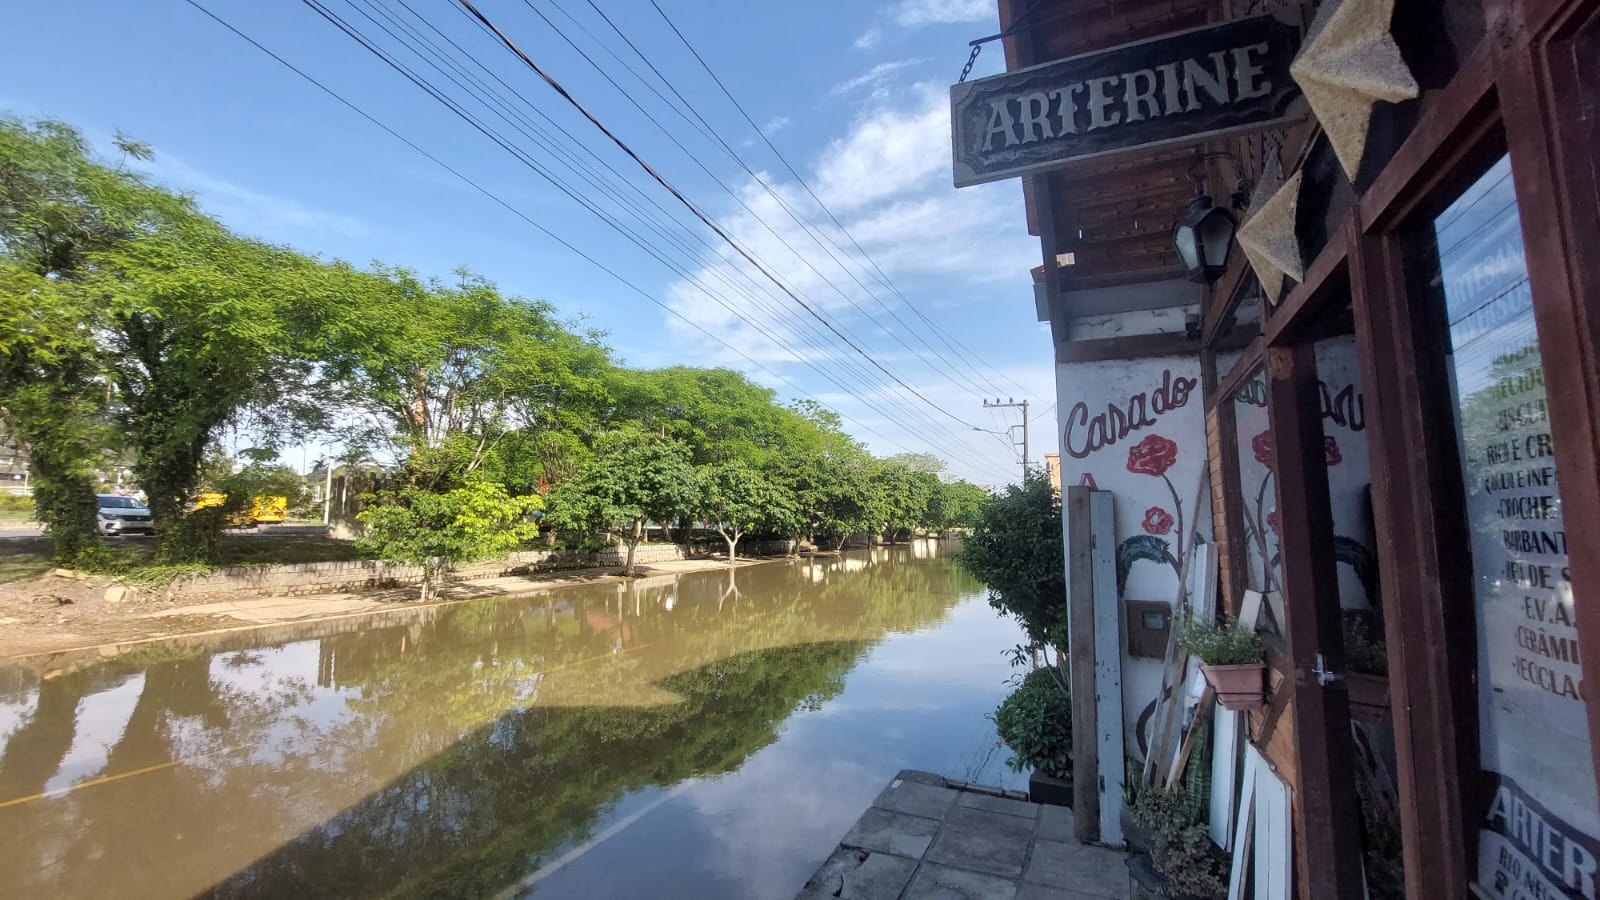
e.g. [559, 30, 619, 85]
[0, 546, 977, 899]
[0, 669, 98, 802]
[218, 641, 868, 900]
[0, 646, 317, 899]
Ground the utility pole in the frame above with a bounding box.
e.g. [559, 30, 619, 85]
[983, 398, 1030, 482]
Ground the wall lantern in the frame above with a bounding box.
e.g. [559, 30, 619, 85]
[1172, 154, 1252, 285]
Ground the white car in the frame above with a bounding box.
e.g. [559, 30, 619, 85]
[97, 494, 154, 536]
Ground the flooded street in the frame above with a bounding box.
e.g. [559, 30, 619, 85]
[0, 541, 1025, 899]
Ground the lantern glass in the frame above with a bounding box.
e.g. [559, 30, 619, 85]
[1199, 206, 1236, 271]
[1172, 193, 1237, 284]
[1174, 223, 1200, 273]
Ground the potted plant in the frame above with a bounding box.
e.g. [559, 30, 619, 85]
[992, 666, 1073, 806]
[1343, 616, 1390, 722]
[1179, 615, 1266, 711]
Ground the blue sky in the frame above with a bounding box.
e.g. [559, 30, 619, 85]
[2, 0, 1056, 486]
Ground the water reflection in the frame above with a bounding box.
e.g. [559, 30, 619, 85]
[0, 541, 1021, 899]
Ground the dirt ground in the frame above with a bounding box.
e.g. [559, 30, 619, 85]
[0, 556, 778, 661]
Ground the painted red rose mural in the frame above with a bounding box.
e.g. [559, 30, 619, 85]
[1126, 434, 1179, 477]
[1251, 430, 1275, 468]
[1118, 433, 1186, 582]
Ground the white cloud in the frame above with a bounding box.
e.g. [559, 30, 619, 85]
[854, 26, 882, 50]
[893, 0, 993, 26]
[134, 153, 373, 242]
[761, 115, 791, 135]
[830, 59, 926, 96]
[813, 83, 950, 210]
[649, 80, 1049, 484]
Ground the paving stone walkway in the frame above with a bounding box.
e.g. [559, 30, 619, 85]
[798, 770, 1129, 900]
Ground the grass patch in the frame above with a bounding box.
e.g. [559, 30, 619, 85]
[216, 535, 375, 566]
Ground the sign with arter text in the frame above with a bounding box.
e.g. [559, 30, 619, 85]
[950, 15, 1304, 187]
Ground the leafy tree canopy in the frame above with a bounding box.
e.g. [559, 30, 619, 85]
[957, 473, 1067, 650]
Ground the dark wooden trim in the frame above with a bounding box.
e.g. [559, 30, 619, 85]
[1201, 346, 1250, 611]
[1348, 231, 1478, 898]
[1200, 255, 1253, 348]
[1358, 36, 1502, 234]
[1212, 335, 1265, 408]
[1054, 331, 1198, 364]
[1065, 485, 1100, 841]
[1499, 2, 1600, 798]
[1263, 216, 1355, 347]
[1263, 343, 1365, 900]
[1060, 265, 1191, 292]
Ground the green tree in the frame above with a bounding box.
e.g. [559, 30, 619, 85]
[0, 117, 370, 562]
[356, 481, 542, 601]
[695, 461, 798, 564]
[606, 367, 801, 467]
[875, 462, 937, 540]
[927, 480, 990, 532]
[0, 119, 163, 561]
[957, 472, 1067, 651]
[102, 222, 355, 561]
[885, 451, 946, 476]
[544, 432, 698, 576]
[326, 269, 612, 490]
[779, 451, 880, 549]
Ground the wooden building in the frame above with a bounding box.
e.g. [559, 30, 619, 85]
[957, 0, 1600, 897]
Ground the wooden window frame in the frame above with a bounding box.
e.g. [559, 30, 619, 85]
[1200, 2, 1600, 897]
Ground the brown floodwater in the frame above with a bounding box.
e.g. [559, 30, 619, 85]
[0, 541, 1026, 899]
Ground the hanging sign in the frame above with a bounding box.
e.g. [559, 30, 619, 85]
[950, 14, 1304, 187]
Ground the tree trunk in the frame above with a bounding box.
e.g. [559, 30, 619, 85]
[725, 532, 737, 565]
[623, 518, 641, 576]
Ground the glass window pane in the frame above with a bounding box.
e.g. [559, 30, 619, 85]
[1228, 368, 1281, 629]
[1431, 155, 1599, 895]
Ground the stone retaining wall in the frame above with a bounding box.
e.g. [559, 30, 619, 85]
[170, 542, 689, 600]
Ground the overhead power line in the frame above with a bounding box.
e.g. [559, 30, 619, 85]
[315, 0, 1012, 474]
[177, 0, 1018, 484]
[643, 0, 1035, 400]
[452, 0, 995, 436]
[562, 0, 1003, 402]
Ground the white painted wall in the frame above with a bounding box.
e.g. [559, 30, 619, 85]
[1054, 352, 1209, 763]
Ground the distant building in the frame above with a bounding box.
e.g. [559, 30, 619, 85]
[1042, 453, 1060, 496]
[0, 428, 28, 493]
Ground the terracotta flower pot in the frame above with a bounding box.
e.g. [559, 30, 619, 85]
[1346, 672, 1390, 722]
[1200, 661, 1265, 711]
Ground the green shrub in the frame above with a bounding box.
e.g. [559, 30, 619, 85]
[1130, 776, 1228, 900]
[358, 481, 542, 601]
[0, 494, 35, 513]
[1178, 614, 1263, 665]
[992, 666, 1072, 778]
[956, 473, 1067, 652]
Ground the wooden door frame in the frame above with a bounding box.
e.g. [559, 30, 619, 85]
[1200, 2, 1600, 896]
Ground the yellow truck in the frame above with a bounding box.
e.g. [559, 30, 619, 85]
[192, 494, 289, 527]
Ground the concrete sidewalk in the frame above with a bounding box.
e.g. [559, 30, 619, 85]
[798, 771, 1128, 900]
